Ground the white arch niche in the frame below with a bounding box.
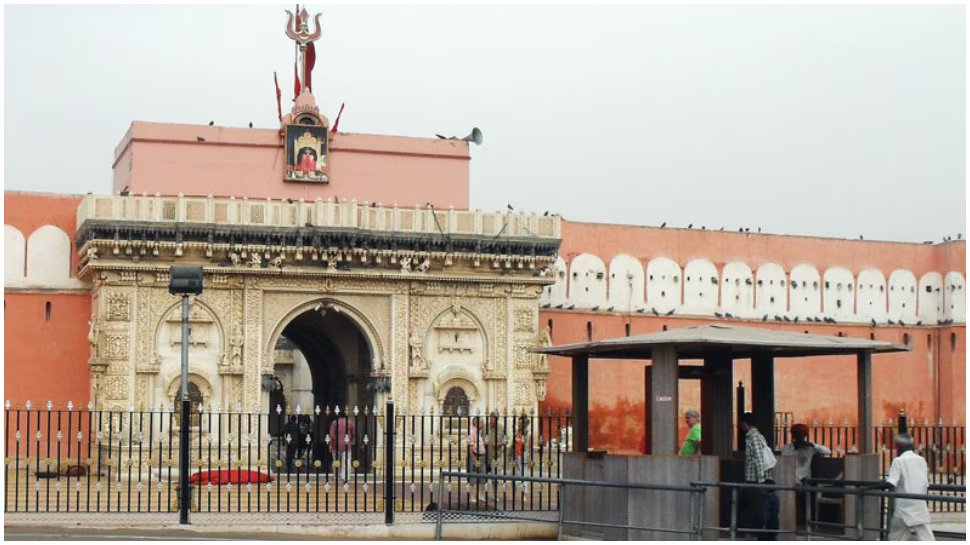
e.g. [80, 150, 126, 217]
[683, 259, 718, 315]
[607, 254, 645, 312]
[540, 257, 568, 308]
[26, 225, 74, 289]
[789, 264, 821, 318]
[856, 269, 887, 323]
[721, 261, 755, 318]
[917, 272, 944, 323]
[568, 253, 607, 309]
[888, 270, 918, 322]
[646, 257, 682, 314]
[755, 263, 787, 317]
[822, 267, 856, 322]
[943, 271, 966, 323]
[4, 225, 26, 286]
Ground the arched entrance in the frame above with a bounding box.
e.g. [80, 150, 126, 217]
[268, 300, 377, 468]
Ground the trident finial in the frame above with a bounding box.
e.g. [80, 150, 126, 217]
[285, 7, 322, 47]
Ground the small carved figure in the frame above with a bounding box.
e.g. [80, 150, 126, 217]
[228, 252, 241, 266]
[87, 319, 100, 358]
[409, 333, 427, 370]
[400, 256, 412, 272]
[270, 255, 284, 268]
[86, 247, 99, 261]
[249, 253, 262, 267]
[415, 258, 431, 273]
[229, 325, 243, 366]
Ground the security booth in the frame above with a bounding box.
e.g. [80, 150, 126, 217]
[534, 323, 909, 540]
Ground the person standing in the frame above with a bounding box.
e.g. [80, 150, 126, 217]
[513, 415, 533, 498]
[484, 412, 508, 502]
[741, 412, 772, 534]
[782, 422, 832, 526]
[328, 414, 356, 483]
[467, 416, 487, 504]
[759, 478, 780, 541]
[877, 434, 935, 541]
[680, 409, 702, 456]
[781, 423, 832, 483]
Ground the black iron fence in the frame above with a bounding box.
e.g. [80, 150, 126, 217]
[773, 417, 965, 512]
[3, 402, 572, 516]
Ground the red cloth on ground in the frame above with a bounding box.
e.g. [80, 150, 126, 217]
[188, 469, 274, 485]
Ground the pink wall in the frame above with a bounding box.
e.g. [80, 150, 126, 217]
[559, 221, 953, 281]
[538, 220, 966, 454]
[112, 122, 471, 209]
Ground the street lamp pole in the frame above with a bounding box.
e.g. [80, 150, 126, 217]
[169, 266, 204, 525]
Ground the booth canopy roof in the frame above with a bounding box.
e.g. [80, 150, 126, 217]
[533, 323, 911, 360]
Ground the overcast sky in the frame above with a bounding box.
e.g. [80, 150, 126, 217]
[3, 4, 966, 243]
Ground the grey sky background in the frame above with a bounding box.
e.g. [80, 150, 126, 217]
[3, 4, 966, 243]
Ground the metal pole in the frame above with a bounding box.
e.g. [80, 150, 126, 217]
[556, 484, 566, 541]
[179, 294, 190, 525]
[729, 486, 738, 541]
[384, 400, 394, 525]
[804, 489, 813, 541]
[435, 470, 445, 540]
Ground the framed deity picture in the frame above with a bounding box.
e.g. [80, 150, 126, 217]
[284, 123, 329, 183]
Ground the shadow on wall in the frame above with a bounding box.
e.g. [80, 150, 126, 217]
[541, 396, 645, 454]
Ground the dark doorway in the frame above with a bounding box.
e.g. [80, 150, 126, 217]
[271, 303, 375, 471]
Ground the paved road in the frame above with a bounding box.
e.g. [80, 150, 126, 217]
[4, 526, 337, 541]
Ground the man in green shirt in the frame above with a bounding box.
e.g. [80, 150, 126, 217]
[680, 409, 701, 455]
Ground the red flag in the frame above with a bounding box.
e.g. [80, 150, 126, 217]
[294, 62, 301, 100]
[273, 72, 282, 123]
[305, 42, 316, 93]
[332, 103, 345, 133]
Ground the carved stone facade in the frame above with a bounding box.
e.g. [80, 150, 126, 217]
[85, 263, 552, 416]
[77, 195, 560, 417]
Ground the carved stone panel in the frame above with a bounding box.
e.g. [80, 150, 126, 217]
[105, 293, 131, 321]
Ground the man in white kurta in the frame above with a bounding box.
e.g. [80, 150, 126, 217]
[884, 434, 934, 541]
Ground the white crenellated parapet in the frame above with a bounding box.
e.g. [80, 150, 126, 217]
[4, 224, 86, 290]
[75, 194, 561, 240]
[545, 252, 964, 325]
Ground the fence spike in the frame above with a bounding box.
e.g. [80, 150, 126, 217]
[47, 400, 53, 411]
[4, 400, 9, 410]
[354, 405, 360, 416]
[295, 404, 302, 415]
[25, 400, 32, 410]
[67, 401, 74, 411]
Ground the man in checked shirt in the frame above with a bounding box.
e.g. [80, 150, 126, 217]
[741, 412, 772, 534]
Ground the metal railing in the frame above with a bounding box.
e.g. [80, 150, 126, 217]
[773, 420, 965, 512]
[4, 403, 571, 518]
[690, 479, 966, 541]
[433, 470, 707, 540]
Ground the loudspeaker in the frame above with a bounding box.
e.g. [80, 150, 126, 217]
[461, 127, 483, 145]
[169, 265, 204, 295]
